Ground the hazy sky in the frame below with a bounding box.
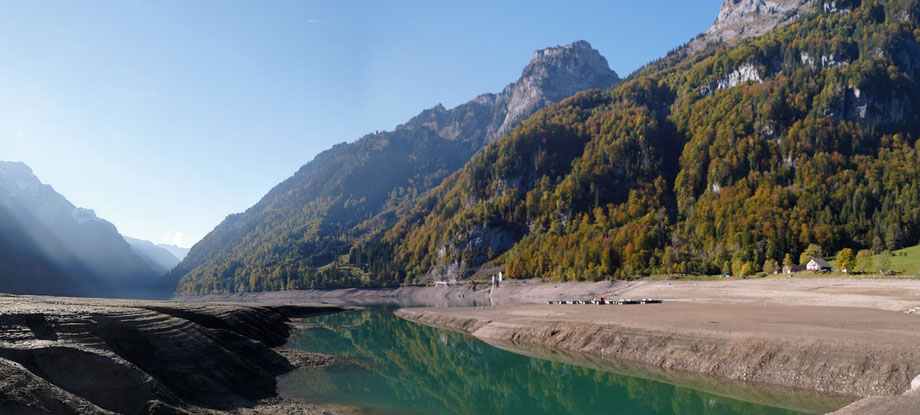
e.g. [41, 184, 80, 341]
[1, 0, 721, 248]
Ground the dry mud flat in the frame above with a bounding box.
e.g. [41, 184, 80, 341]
[177, 277, 920, 312]
[0, 294, 353, 415]
[174, 279, 625, 307]
[397, 301, 920, 414]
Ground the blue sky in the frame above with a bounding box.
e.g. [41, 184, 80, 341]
[1, 0, 721, 248]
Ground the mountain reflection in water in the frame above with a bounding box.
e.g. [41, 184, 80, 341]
[279, 309, 811, 415]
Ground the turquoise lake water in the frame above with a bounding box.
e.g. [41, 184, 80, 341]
[279, 309, 825, 415]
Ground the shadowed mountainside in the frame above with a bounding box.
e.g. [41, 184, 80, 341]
[0, 162, 163, 297]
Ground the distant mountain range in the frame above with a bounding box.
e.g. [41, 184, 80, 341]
[157, 243, 190, 261]
[162, 40, 620, 294]
[0, 162, 166, 297]
[124, 237, 182, 275]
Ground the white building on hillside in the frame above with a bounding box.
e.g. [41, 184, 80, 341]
[807, 258, 832, 272]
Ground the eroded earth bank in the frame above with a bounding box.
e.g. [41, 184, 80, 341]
[396, 280, 920, 414]
[0, 294, 353, 415]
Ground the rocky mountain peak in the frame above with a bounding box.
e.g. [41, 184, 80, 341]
[0, 161, 41, 192]
[0, 161, 33, 175]
[168, 40, 623, 295]
[401, 40, 619, 144]
[527, 40, 597, 68]
[494, 40, 619, 140]
[690, 0, 814, 52]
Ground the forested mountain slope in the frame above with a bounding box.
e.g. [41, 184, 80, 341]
[176, 0, 920, 294]
[352, 0, 920, 283]
[166, 41, 619, 294]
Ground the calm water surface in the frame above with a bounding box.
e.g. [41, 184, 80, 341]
[279, 309, 809, 415]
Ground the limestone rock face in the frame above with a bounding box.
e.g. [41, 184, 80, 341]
[404, 40, 619, 144]
[700, 63, 764, 96]
[491, 40, 620, 141]
[690, 0, 815, 51]
[826, 87, 909, 126]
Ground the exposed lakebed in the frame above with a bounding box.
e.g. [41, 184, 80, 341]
[279, 308, 809, 415]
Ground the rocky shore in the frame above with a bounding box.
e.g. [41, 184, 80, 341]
[0, 294, 352, 415]
[397, 301, 920, 414]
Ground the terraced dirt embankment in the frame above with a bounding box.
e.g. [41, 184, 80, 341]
[0, 294, 350, 415]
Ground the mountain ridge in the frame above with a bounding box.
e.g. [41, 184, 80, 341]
[354, 0, 920, 284]
[0, 161, 162, 297]
[158, 243, 190, 261]
[165, 41, 620, 295]
[175, 0, 920, 294]
[124, 236, 181, 275]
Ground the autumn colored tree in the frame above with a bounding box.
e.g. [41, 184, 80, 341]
[739, 262, 753, 277]
[836, 249, 856, 272]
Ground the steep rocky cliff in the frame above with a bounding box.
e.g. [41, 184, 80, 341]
[689, 0, 815, 51]
[404, 40, 619, 145]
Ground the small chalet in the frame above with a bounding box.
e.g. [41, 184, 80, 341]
[806, 258, 832, 273]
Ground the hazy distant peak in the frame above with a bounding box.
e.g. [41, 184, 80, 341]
[0, 161, 163, 297]
[124, 236, 182, 275]
[157, 244, 191, 261]
[0, 161, 33, 175]
[0, 161, 42, 192]
[72, 207, 120, 234]
[0, 161, 115, 231]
